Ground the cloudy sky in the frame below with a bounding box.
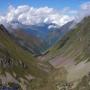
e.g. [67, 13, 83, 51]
[0, 0, 90, 26]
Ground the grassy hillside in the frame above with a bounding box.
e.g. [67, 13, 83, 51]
[48, 16, 90, 64]
[0, 24, 51, 90]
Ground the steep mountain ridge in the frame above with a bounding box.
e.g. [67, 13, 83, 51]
[48, 16, 90, 63]
[0, 24, 49, 90]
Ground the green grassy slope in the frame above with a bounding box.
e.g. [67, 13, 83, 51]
[0, 24, 47, 78]
[48, 16, 90, 64]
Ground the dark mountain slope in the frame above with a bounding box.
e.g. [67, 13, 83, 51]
[0, 24, 48, 82]
[47, 16, 90, 64]
[0, 24, 59, 90]
[13, 28, 48, 56]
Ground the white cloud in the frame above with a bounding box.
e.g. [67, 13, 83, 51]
[80, 2, 90, 16]
[81, 2, 90, 10]
[0, 5, 74, 26]
[0, 16, 5, 22]
[74, 2, 90, 22]
[0, 2, 90, 27]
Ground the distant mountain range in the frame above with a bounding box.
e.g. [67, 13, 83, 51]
[5, 20, 74, 56]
